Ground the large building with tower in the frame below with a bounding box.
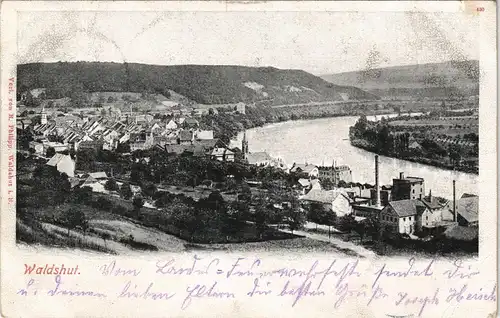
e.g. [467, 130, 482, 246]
[391, 172, 425, 201]
[318, 161, 352, 185]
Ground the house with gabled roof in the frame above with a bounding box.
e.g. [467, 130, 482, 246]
[165, 119, 178, 130]
[300, 189, 352, 217]
[78, 140, 104, 151]
[46, 153, 75, 177]
[183, 118, 199, 129]
[178, 130, 194, 145]
[290, 163, 319, 179]
[417, 190, 455, 230]
[80, 175, 106, 193]
[211, 147, 235, 162]
[455, 194, 479, 227]
[380, 199, 429, 234]
[195, 130, 214, 140]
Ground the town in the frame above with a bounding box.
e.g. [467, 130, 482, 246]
[16, 89, 478, 256]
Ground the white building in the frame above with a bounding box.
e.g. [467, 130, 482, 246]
[46, 154, 75, 177]
[300, 189, 353, 217]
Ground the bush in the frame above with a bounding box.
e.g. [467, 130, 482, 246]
[95, 197, 114, 211]
[111, 205, 127, 216]
[104, 179, 119, 192]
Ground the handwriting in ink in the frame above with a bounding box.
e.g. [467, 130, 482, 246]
[315, 259, 361, 289]
[17, 279, 36, 296]
[226, 258, 261, 278]
[372, 258, 435, 288]
[442, 260, 480, 279]
[117, 281, 175, 300]
[367, 285, 389, 306]
[446, 284, 496, 303]
[100, 260, 141, 277]
[156, 255, 220, 276]
[47, 275, 106, 298]
[395, 288, 439, 317]
[246, 278, 272, 297]
[278, 279, 325, 307]
[334, 283, 367, 309]
[181, 282, 235, 310]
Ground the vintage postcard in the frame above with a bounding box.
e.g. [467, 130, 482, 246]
[0, 1, 497, 317]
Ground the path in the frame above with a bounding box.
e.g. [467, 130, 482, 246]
[278, 227, 376, 259]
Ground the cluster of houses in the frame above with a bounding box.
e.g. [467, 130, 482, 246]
[294, 156, 478, 238]
[27, 102, 478, 240]
[22, 105, 245, 162]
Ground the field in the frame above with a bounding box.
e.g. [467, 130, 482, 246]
[17, 202, 362, 255]
[389, 116, 478, 127]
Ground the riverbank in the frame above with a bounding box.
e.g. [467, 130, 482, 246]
[204, 102, 403, 145]
[236, 116, 478, 197]
[349, 139, 479, 175]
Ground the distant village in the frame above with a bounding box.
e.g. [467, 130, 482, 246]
[16, 88, 479, 254]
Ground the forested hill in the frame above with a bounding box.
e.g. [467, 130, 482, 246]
[17, 62, 378, 105]
[321, 60, 479, 100]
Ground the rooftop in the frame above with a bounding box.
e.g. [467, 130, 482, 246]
[300, 189, 350, 204]
[290, 163, 318, 174]
[456, 196, 479, 224]
[387, 199, 427, 217]
[46, 153, 72, 167]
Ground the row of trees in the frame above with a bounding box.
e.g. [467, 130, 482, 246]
[350, 115, 478, 167]
[305, 201, 380, 243]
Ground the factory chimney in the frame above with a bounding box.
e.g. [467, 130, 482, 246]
[453, 180, 457, 222]
[375, 155, 381, 207]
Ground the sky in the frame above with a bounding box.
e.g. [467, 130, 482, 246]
[17, 11, 479, 75]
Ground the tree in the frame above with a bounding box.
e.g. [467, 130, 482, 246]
[202, 191, 227, 213]
[120, 183, 133, 200]
[337, 214, 357, 234]
[71, 186, 93, 204]
[60, 207, 88, 237]
[307, 202, 324, 227]
[104, 179, 119, 192]
[237, 184, 252, 202]
[448, 145, 462, 166]
[254, 203, 270, 238]
[170, 199, 197, 236]
[132, 196, 144, 215]
[324, 209, 338, 238]
[116, 142, 131, 153]
[46, 146, 56, 158]
[101, 232, 111, 248]
[96, 197, 114, 211]
[76, 148, 97, 171]
[142, 183, 158, 199]
[321, 178, 335, 190]
[187, 176, 197, 189]
[337, 180, 348, 188]
[287, 208, 307, 234]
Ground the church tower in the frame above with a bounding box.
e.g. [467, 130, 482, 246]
[242, 130, 249, 159]
[40, 105, 47, 125]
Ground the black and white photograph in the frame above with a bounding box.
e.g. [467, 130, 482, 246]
[15, 10, 482, 257]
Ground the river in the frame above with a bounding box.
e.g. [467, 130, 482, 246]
[231, 115, 478, 199]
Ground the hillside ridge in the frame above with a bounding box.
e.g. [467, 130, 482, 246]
[17, 62, 379, 105]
